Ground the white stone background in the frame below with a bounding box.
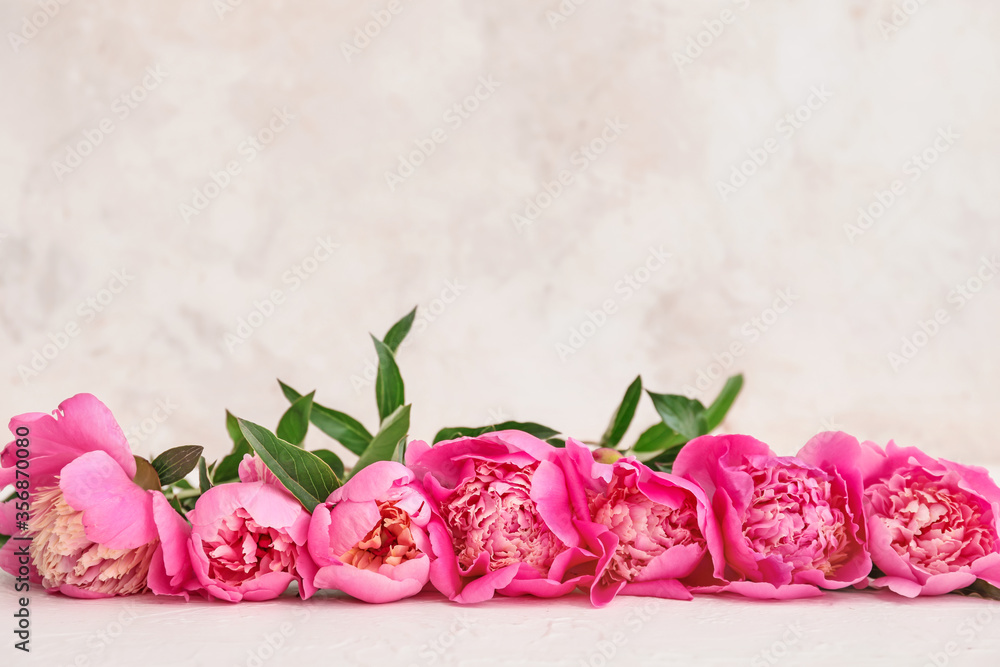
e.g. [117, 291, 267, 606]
[1, 0, 998, 468]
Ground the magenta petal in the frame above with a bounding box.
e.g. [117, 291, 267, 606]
[59, 450, 156, 550]
[331, 461, 412, 503]
[314, 557, 429, 603]
[723, 580, 823, 600]
[327, 500, 382, 556]
[2, 394, 135, 491]
[620, 578, 693, 601]
[148, 492, 195, 598]
[453, 564, 520, 604]
[531, 459, 578, 549]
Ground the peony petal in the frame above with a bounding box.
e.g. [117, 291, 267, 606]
[453, 564, 520, 604]
[326, 500, 382, 557]
[1, 394, 135, 492]
[330, 461, 412, 504]
[147, 492, 195, 598]
[59, 450, 156, 550]
[722, 580, 823, 600]
[620, 578, 693, 601]
[315, 560, 426, 603]
[530, 459, 578, 549]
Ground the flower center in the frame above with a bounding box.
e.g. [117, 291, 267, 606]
[866, 470, 997, 574]
[202, 508, 297, 585]
[590, 474, 704, 585]
[27, 485, 156, 596]
[441, 459, 563, 573]
[739, 461, 852, 576]
[340, 501, 421, 571]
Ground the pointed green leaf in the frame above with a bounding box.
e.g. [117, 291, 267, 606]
[351, 404, 411, 477]
[198, 457, 212, 493]
[276, 390, 315, 446]
[238, 418, 340, 512]
[631, 422, 687, 461]
[311, 449, 345, 480]
[212, 439, 252, 484]
[225, 410, 244, 446]
[600, 375, 642, 447]
[704, 374, 744, 431]
[433, 421, 561, 444]
[647, 391, 708, 440]
[372, 336, 404, 423]
[151, 445, 205, 487]
[383, 307, 417, 353]
[279, 381, 373, 455]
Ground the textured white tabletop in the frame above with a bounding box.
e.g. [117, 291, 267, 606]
[1, 585, 998, 667]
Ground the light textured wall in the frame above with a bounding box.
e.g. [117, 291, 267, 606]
[2, 1, 998, 466]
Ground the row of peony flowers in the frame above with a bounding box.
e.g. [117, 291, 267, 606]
[1, 394, 999, 605]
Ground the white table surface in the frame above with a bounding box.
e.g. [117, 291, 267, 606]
[2, 584, 999, 667]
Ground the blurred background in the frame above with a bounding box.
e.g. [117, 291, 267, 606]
[1, 1, 998, 466]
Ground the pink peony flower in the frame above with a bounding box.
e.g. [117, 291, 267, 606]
[406, 431, 596, 603]
[0, 394, 183, 598]
[674, 433, 870, 599]
[563, 439, 722, 607]
[308, 461, 449, 603]
[857, 439, 1000, 597]
[156, 455, 317, 602]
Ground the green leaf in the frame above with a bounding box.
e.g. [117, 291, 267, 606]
[704, 374, 744, 432]
[133, 455, 162, 491]
[372, 336, 404, 423]
[151, 445, 204, 487]
[600, 375, 642, 448]
[238, 418, 340, 512]
[225, 410, 244, 446]
[392, 438, 408, 463]
[0, 534, 8, 549]
[352, 404, 411, 477]
[383, 307, 417, 353]
[631, 422, 687, 461]
[212, 439, 252, 484]
[955, 579, 1000, 601]
[167, 494, 185, 515]
[276, 390, 315, 447]
[198, 457, 212, 493]
[311, 449, 345, 480]
[279, 381, 373, 456]
[647, 391, 708, 440]
[433, 421, 560, 444]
